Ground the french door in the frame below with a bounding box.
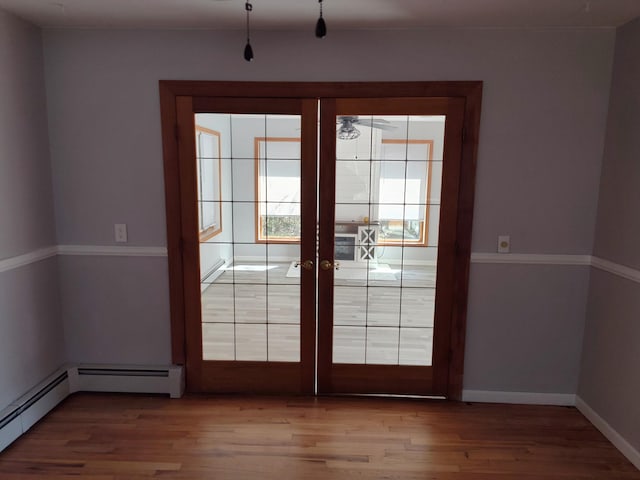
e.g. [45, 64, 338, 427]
[317, 97, 464, 395]
[160, 82, 481, 399]
[175, 96, 318, 394]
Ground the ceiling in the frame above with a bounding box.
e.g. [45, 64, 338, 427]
[0, 0, 639, 30]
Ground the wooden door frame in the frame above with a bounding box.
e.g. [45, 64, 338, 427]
[159, 81, 482, 400]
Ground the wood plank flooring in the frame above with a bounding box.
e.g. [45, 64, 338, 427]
[1, 393, 638, 479]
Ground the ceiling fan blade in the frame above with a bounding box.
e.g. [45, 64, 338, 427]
[353, 118, 397, 131]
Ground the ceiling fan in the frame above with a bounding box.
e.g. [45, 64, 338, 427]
[337, 116, 396, 140]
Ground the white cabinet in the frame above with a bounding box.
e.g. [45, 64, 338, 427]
[357, 225, 379, 262]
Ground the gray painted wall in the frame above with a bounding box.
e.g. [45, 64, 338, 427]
[580, 270, 640, 451]
[58, 256, 171, 365]
[0, 259, 65, 410]
[41, 27, 615, 391]
[42, 28, 614, 254]
[593, 19, 640, 271]
[0, 11, 56, 256]
[580, 17, 640, 453]
[0, 10, 64, 411]
[465, 264, 589, 394]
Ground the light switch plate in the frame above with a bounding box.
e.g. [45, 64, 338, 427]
[114, 224, 128, 243]
[497, 235, 510, 253]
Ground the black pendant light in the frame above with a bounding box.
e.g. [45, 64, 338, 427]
[243, 1, 254, 61]
[241, 1, 328, 60]
[315, 0, 327, 38]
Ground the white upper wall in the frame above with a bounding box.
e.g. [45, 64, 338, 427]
[42, 27, 614, 255]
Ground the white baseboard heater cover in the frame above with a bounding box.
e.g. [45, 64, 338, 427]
[68, 365, 184, 399]
[0, 368, 70, 452]
[0, 364, 184, 453]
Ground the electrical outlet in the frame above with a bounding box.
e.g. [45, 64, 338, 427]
[114, 224, 128, 243]
[497, 235, 510, 253]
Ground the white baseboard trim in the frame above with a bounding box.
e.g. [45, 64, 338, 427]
[57, 245, 168, 257]
[462, 389, 576, 406]
[576, 396, 640, 471]
[0, 363, 184, 453]
[0, 246, 58, 274]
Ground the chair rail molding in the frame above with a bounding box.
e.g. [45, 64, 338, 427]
[471, 253, 640, 285]
[590, 256, 640, 284]
[470, 253, 592, 266]
[2, 247, 639, 286]
[57, 245, 168, 257]
[0, 246, 58, 274]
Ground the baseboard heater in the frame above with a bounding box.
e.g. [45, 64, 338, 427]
[0, 368, 70, 452]
[69, 365, 184, 398]
[201, 258, 226, 292]
[0, 364, 184, 453]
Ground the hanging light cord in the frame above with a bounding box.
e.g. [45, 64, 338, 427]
[242, 0, 326, 60]
[246, 1, 252, 43]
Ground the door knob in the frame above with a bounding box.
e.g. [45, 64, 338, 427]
[295, 259, 314, 271]
[320, 260, 340, 271]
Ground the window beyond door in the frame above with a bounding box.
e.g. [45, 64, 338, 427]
[196, 126, 222, 241]
[255, 137, 302, 243]
[378, 138, 436, 246]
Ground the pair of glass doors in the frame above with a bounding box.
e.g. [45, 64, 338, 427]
[164, 83, 478, 398]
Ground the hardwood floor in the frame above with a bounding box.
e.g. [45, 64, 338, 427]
[1, 393, 638, 479]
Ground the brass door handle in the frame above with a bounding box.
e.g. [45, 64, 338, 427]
[295, 259, 314, 271]
[320, 260, 340, 271]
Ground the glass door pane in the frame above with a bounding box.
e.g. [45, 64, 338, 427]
[332, 115, 444, 367]
[196, 113, 302, 363]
